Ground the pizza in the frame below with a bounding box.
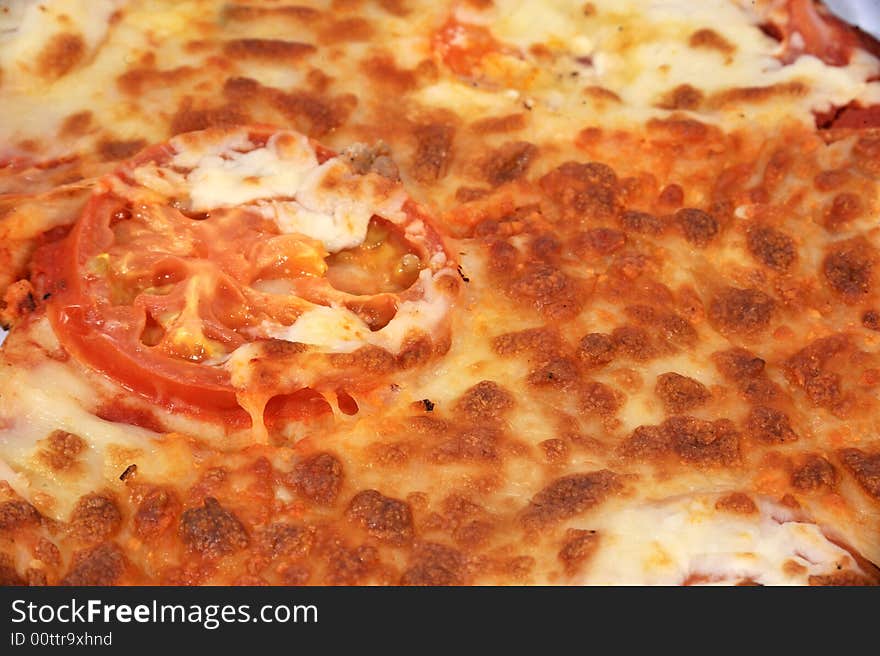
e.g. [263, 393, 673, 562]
[1, 0, 880, 586]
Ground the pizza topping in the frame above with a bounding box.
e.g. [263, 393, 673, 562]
[285, 452, 344, 506]
[401, 541, 467, 585]
[655, 372, 711, 414]
[37, 429, 86, 472]
[133, 487, 181, 541]
[791, 454, 838, 492]
[61, 542, 128, 586]
[34, 126, 459, 432]
[346, 490, 414, 544]
[69, 493, 122, 544]
[558, 529, 601, 576]
[838, 448, 880, 501]
[708, 287, 775, 334]
[1, 0, 880, 587]
[746, 224, 798, 271]
[0, 500, 41, 532]
[746, 406, 798, 444]
[179, 497, 250, 558]
[822, 239, 875, 299]
[521, 470, 622, 527]
[714, 492, 757, 515]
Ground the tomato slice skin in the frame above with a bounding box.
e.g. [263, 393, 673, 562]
[829, 105, 880, 130]
[31, 126, 457, 429]
[784, 0, 858, 66]
[33, 193, 247, 419]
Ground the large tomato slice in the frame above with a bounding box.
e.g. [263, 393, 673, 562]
[32, 126, 457, 427]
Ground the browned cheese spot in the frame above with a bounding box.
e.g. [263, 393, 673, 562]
[838, 448, 880, 501]
[257, 523, 315, 559]
[60, 110, 93, 137]
[411, 123, 455, 183]
[814, 168, 851, 192]
[521, 470, 621, 527]
[224, 5, 321, 22]
[528, 356, 582, 389]
[573, 227, 626, 256]
[619, 210, 664, 235]
[430, 425, 503, 462]
[37, 32, 85, 79]
[0, 555, 24, 586]
[98, 138, 147, 162]
[484, 141, 538, 187]
[577, 332, 617, 369]
[286, 452, 344, 506]
[133, 487, 181, 540]
[540, 438, 569, 463]
[823, 239, 875, 300]
[169, 101, 250, 137]
[179, 497, 249, 558]
[61, 543, 128, 586]
[69, 493, 122, 544]
[708, 286, 775, 334]
[580, 380, 623, 416]
[539, 161, 619, 222]
[625, 305, 697, 346]
[0, 500, 41, 531]
[507, 263, 586, 320]
[824, 192, 864, 230]
[862, 309, 880, 331]
[624, 417, 740, 466]
[853, 135, 880, 177]
[791, 455, 838, 491]
[674, 207, 719, 247]
[346, 490, 414, 544]
[808, 571, 875, 586]
[784, 334, 849, 411]
[712, 347, 781, 403]
[470, 113, 527, 133]
[223, 38, 316, 61]
[454, 380, 515, 422]
[746, 405, 798, 444]
[558, 528, 601, 576]
[618, 424, 667, 460]
[689, 28, 736, 55]
[323, 542, 380, 585]
[494, 327, 564, 359]
[400, 542, 466, 585]
[657, 84, 704, 110]
[715, 492, 758, 514]
[318, 17, 374, 44]
[38, 429, 86, 472]
[665, 416, 740, 466]
[746, 224, 797, 271]
[611, 325, 656, 361]
[655, 372, 711, 414]
[711, 81, 806, 107]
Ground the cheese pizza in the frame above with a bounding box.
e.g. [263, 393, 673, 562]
[1, 0, 880, 586]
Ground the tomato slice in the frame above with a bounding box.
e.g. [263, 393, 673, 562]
[783, 0, 858, 66]
[32, 126, 457, 427]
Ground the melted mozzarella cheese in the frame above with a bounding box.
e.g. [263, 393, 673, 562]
[137, 129, 409, 253]
[579, 494, 865, 585]
[0, 0, 125, 88]
[170, 131, 318, 210]
[0, 354, 161, 518]
[460, 0, 880, 128]
[262, 268, 454, 354]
